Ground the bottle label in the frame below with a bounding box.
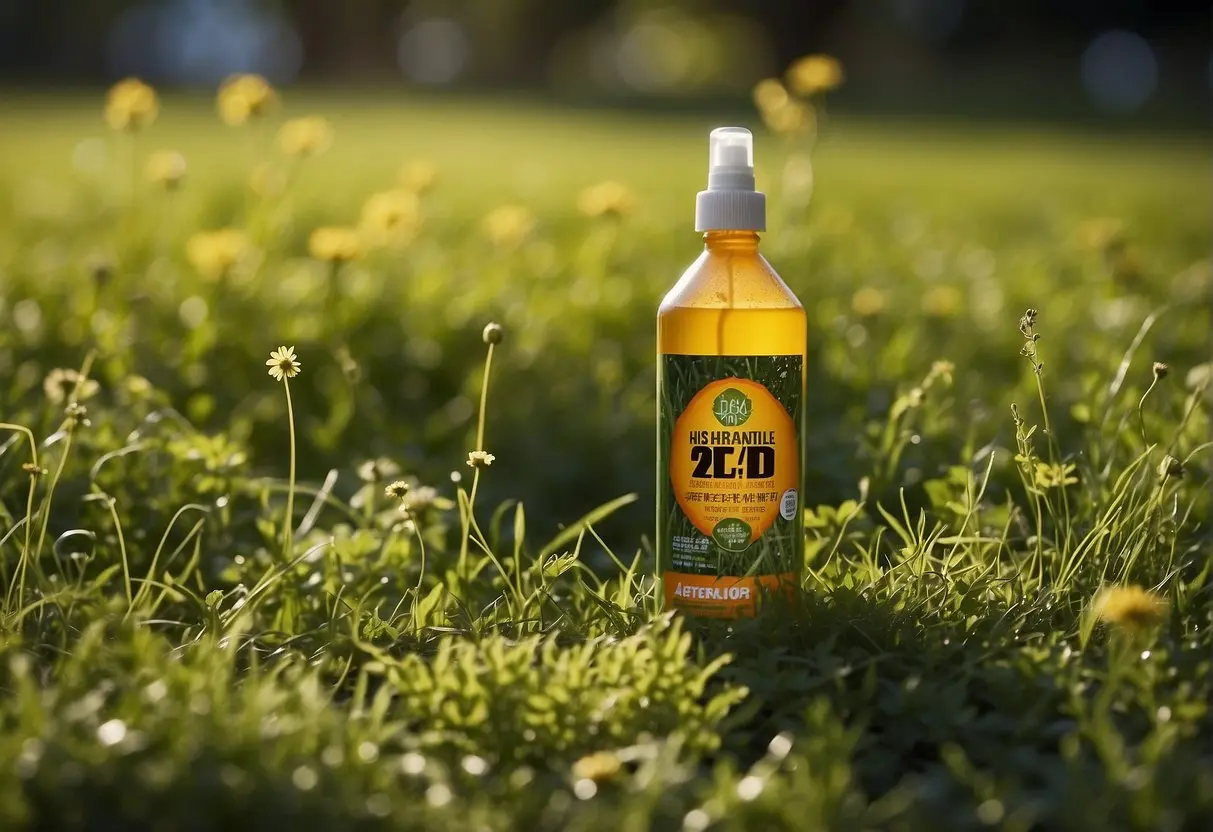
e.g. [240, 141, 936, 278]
[658, 354, 802, 617]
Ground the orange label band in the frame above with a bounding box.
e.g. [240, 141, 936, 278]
[662, 572, 798, 618]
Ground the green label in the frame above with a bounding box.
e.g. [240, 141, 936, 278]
[658, 354, 803, 585]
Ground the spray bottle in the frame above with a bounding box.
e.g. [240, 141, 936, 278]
[657, 126, 806, 618]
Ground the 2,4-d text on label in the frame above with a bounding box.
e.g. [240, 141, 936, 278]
[669, 377, 797, 547]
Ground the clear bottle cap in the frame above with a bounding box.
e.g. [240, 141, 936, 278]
[709, 127, 754, 172]
[696, 126, 766, 232]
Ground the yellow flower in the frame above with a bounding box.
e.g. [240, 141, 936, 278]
[926, 360, 955, 388]
[1032, 462, 1078, 489]
[466, 451, 495, 469]
[921, 285, 963, 318]
[1094, 586, 1167, 631]
[359, 189, 421, 246]
[308, 226, 362, 263]
[384, 480, 410, 501]
[43, 368, 99, 405]
[752, 78, 790, 115]
[105, 78, 159, 133]
[278, 116, 332, 158]
[851, 287, 886, 317]
[266, 346, 302, 381]
[398, 159, 439, 195]
[786, 54, 844, 96]
[186, 228, 251, 281]
[761, 99, 814, 137]
[577, 181, 635, 219]
[145, 150, 187, 190]
[572, 751, 621, 784]
[217, 74, 277, 126]
[482, 204, 534, 249]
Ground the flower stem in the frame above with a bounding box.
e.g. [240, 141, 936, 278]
[283, 378, 297, 560]
[475, 343, 495, 453]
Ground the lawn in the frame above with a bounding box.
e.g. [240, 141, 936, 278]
[0, 88, 1210, 830]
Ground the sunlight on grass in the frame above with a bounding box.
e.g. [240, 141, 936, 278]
[0, 79, 1210, 828]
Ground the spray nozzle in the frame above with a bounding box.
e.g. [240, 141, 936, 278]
[709, 127, 754, 173]
[695, 126, 765, 231]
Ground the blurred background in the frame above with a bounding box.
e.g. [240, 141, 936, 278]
[2, 0, 1210, 125]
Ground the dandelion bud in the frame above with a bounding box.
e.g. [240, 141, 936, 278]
[482, 322, 504, 345]
[1158, 455, 1184, 480]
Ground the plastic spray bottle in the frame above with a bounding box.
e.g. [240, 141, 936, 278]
[657, 126, 806, 618]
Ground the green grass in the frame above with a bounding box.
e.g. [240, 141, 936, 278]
[0, 90, 1210, 830]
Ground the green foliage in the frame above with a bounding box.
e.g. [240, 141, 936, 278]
[0, 94, 1210, 829]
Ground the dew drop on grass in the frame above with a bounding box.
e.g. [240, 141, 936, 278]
[53, 529, 96, 560]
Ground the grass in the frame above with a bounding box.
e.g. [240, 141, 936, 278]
[0, 88, 1210, 830]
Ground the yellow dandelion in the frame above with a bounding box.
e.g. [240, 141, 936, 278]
[786, 54, 845, 96]
[186, 228, 251, 281]
[572, 751, 621, 784]
[921, 285, 963, 318]
[1033, 462, 1078, 489]
[145, 150, 187, 190]
[1094, 586, 1167, 631]
[851, 286, 886, 317]
[577, 181, 635, 220]
[384, 480, 410, 501]
[308, 227, 362, 263]
[466, 451, 495, 469]
[482, 204, 534, 250]
[398, 159, 439, 195]
[104, 77, 159, 133]
[266, 346, 301, 381]
[277, 116, 332, 158]
[359, 189, 421, 246]
[752, 78, 790, 115]
[217, 74, 277, 126]
[761, 99, 815, 138]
